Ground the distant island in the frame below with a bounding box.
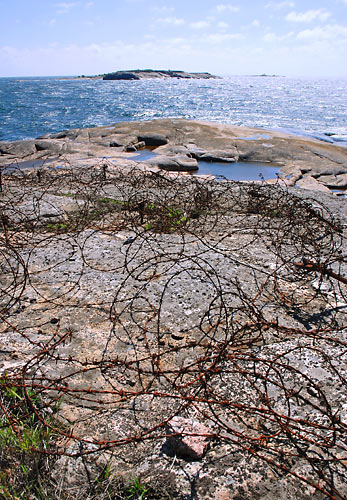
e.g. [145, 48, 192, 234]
[75, 70, 220, 80]
[251, 73, 282, 77]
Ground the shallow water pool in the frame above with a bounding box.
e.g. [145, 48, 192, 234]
[133, 149, 281, 181]
[195, 160, 280, 181]
[132, 149, 157, 161]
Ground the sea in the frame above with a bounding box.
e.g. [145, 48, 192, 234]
[0, 75, 346, 145]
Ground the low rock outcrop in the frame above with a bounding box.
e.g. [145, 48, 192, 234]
[1, 119, 346, 196]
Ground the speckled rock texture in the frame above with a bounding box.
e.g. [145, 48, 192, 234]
[0, 123, 346, 499]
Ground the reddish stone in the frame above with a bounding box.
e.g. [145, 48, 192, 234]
[164, 416, 211, 461]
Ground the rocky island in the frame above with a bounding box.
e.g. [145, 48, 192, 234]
[0, 120, 346, 500]
[73, 70, 220, 80]
[102, 69, 220, 80]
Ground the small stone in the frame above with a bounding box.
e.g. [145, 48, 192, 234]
[296, 175, 331, 193]
[164, 416, 211, 461]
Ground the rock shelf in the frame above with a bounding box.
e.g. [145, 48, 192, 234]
[0, 120, 346, 499]
[1, 119, 346, 195]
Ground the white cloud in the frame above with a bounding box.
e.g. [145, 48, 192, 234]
[55, 2, 79, 14]
[85, 2, 94, 7]
[151, 6, 175, 14]
[264, 32, 293, 42]
[1, 36, 347, 78]
[265, 1, 295, 9]
[163, 37, 193, 51]
[217, 21, 229, 29]
[296, 24, 347, 40]
[251, 19, 260, 27]
[156, 16, 185, 26]
[216, 4, 240, 13]
[190, 21, 210, 29]
[286, 9, 331, 23]
[207, 33, 243, 43]
[263, 33, 279, 42]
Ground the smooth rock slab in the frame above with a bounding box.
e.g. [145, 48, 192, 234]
[317, 173, 347, 189]
[1, 118, 347, 193]
[0, 140, 37, 157]
[296, 176, 331, 193]
[145, 154, 198, 171]
[193, 148, 239, 162]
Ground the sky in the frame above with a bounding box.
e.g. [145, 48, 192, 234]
[1, 0, 347, 78]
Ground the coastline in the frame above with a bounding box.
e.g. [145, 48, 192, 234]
[1, 119, 346, 195]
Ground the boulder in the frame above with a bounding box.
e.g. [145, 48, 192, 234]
[137, 133, 168, 147]
[154, 145, 191, 155]
[312, 166, 347, 177]
[145, 154, 198, 171]
[36, 133, 52, 139]
[49, 130, 79, 140]
[194, 149, 239, 162]
[0, 140, 37, 158]
[109, 140, 124, 148]
[35, 140, 64, 153]
[315, 173, 347, 189]
[125, 142, 146, 152]
[296, 176, 331, 193]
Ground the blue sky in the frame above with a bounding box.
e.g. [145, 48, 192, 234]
[1, 0, 347, 77]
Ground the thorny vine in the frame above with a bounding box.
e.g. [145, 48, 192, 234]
[0, 159, 346, 498]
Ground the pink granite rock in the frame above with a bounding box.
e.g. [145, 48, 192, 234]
[164, 416, 211, 461]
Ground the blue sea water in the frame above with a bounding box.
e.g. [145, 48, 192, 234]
[0, 75, 346, 144]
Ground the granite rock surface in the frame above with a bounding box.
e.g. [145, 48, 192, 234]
[1, 119, 346, 197]
[0, 156, 346, 498]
